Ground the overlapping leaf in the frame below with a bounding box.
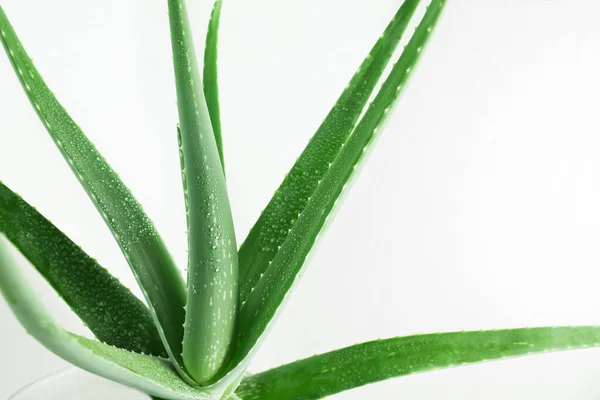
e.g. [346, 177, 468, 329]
[0, 182, 165, 356]
[168, 0, 238, 384]
[204, 0, 225, 170]
[6, 4, 592, 400]
[233, 0, 446, 367]
[237, 327, 600, 400]
[0, 4, 187, 375]
[238, 0, 421, 305]
[0, 237, 208, 400]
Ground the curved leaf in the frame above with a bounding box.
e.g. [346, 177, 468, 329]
[238, 0, 421, 305]
[204, 0, 225, 170]
[0, 5, 187, 375]
[0, 237, 208, 400]
[168, 0, 238, 384]
[0, 181, 165, 356]
[237, 327, 600, 400]
[233, 0, 446, 368]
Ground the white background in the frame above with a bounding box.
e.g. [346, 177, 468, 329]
[1, 0, 600, 398]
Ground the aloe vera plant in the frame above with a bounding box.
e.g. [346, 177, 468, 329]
[1, 0, 600, 399]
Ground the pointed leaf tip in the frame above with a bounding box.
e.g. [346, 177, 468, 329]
[233, 0, 445, 371]
[237, 327, 600, 400]
[237, 0, 422, 305]
[204, 0, 225, 171]
[168, 0, 238, 385]
[0, 4, 187, 375]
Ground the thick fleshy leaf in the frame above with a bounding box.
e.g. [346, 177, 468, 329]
[237, 327, 600, 400]
[0, 5, 187, 375]
[238, 0, 421, 305]
[168, 0, 238, 385]
[0, 237, 209, 400]
[0, 182, 165, 356]
[204, 0, 225, 170]
[233, 0, 446, 368]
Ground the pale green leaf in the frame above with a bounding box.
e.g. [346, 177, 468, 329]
[0, 237, 207, 400]
[168, 0, 238, 385]
[204, 0, 225, 170]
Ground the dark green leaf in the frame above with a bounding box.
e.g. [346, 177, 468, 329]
[0, 5, 187, 373]
[233, 0, 446, 369]
[237, 327, 600, 400]
[238, 0, 421, 305]
[0, 182, 165, 356]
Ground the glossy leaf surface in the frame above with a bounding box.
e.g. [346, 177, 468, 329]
[0, 182, 165, 356]
[233, 0, 446, 368]
[237, 327, 600, 400]
[238, 0, 421, 305]
[0, 238, 210, 400]
[0, 5, 187, 369]
[168, 0, 238, 384]
[204, 0, 225, 170]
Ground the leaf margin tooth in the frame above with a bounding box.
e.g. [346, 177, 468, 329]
[237, 0, 422, 305]
[0, 3, 188, 380]
[0, 181, 166, 357]
[167, 0, 239, 385]
[236, 326, 600, 400]
[233, 0, 447, 371]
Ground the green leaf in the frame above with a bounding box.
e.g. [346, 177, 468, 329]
[204, 0, 225, 171]
[238, 0, 421, 305]
[0, 181, 165, 357]
[237, 327, 600, 400]
[0, 5, 187, 376]
[233, 0, 446, 368]
[0, 237, 207, 400]
[168, 0, 238, 385]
